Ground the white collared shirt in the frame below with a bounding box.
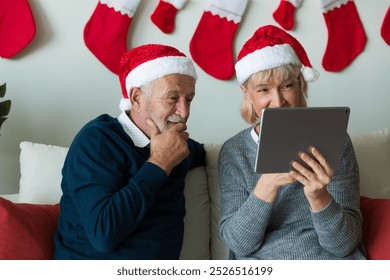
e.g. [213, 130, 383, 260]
[250, 127, 258, 144]
[117, 111, 150, 148]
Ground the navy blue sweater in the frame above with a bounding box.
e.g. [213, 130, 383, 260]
[54, 114, 205, 259]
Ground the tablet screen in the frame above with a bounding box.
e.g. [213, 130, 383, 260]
[255, 107, 350, 174]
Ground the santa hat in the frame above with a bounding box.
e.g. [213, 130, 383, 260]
[235, 25, 319, 84]
[119, 44, 197, 111]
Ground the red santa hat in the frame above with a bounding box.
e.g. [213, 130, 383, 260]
[235, 25, 319, 84]
[119, 44, 197, 111]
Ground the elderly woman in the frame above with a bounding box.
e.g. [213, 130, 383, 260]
[218, 25, 366, 260]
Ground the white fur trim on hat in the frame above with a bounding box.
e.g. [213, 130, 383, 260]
[235, 44, 301, 84]
[125, 55, 197, 94]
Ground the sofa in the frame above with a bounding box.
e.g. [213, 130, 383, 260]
[1, 128, 390, 260]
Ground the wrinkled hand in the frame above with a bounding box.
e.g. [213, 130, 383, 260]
[290, 147, 333, 211]
[253, 172, 295, 203]
[147, 119, 189, 175]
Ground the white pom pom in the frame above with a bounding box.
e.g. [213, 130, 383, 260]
[119, 97, 131, 111]
[301, 66, 320, 83]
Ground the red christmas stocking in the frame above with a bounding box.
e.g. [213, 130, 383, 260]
[151, 0, 187, 34]
[189, 0, 248, 80]
[0, 0, 35, 58]
[321, 0, 366, 72]
[273, 0, 304, 31]
[84, 0, 140, 74]
[381, 6, 390, 46]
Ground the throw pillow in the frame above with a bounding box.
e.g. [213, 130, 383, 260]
[19, 141, 68, 204]
[0, 197, 60, 260]
[360, 196, 390, 260]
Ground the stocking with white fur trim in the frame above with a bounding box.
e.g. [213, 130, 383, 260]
[189, 0, 248, 80]
[273, 0, 304, 31]
[151, 0, 187, 34]
[84, 0, 140, 74]
[0, 0, 35, 58]
[321, 0, 366, 72]
[381, 6, 390, 46]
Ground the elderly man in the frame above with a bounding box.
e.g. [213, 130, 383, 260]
[54, 44, 205, 260]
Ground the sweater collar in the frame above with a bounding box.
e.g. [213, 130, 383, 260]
[117, 111, 150, 148]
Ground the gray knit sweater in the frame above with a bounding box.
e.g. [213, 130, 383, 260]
[218, 127, 366, 260]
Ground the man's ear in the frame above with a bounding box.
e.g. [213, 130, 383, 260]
[129, 87, 142, 112]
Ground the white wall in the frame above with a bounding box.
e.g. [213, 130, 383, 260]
[1, 0, 389, 194]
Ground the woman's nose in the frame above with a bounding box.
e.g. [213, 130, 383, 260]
[270, 90, 285, 107]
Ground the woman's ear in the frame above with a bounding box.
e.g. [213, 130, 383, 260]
[240, 84, 251, 102]
[240, 84, 246, 93]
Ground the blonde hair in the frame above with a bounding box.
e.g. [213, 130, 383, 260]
[240, 64, 308, 125]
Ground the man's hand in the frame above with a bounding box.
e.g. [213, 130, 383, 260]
[146, 119, 190, 175]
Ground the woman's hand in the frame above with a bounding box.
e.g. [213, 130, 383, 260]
[290, 146, 333, 211]
[253, 173, 295, 203]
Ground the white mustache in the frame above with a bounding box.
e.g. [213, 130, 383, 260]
[167, 115, 186, 123]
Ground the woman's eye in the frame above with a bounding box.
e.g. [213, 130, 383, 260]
[283, 83, 294, 90]
[257, 88, 268, 93]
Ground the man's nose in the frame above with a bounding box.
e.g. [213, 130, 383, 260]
[176, 99, 190, 119]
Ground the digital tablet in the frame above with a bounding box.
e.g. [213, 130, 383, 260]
[255, 107, 350, 174]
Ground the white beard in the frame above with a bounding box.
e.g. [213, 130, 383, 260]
[146, 103, 186, 133]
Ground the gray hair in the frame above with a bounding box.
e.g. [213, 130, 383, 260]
[140, 82, 153, 99]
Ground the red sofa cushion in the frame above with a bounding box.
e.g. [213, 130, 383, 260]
[360, 196, 390, 260]
[0, 197, 60, 259]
